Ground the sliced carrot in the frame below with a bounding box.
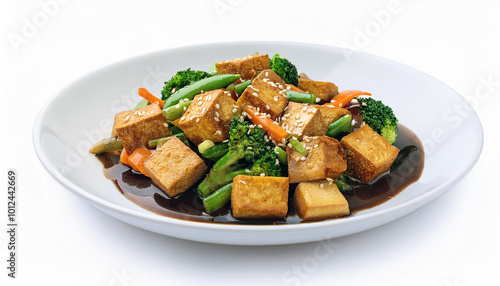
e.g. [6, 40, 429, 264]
[245, 106, 288, 144]
[324, 90, 372, 108]
[128, 147, 152, 177]
[120, 148, 131, 167]
[138, 87, 164, 108]
[286, 84, 305, 93]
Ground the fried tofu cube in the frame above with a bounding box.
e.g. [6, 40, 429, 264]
[340, 124, 400, 183]
[178, 89, 236, 145]
[115, 104, 170, 152]
[294, 180, 350, 220]
[216, 54, 270, 79]
[287, 136, 347, 183]
[144, 136, 207, 197]
[236, 69, 288, 120]
[280, 102, 329, 138]
[111, 110, 131, 138]
[231, 175, 289, 219]
[297, 78, 339, 103]
[316, 105, 351, 124]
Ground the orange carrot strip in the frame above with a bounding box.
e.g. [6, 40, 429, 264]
[138, 87, 164, 108]
[324, 90, 372, 108]
[286, 84, 305, 93]
[245, 106, 288, 144]
[120, 148, 131, 167]
[128, 147, 152, 177]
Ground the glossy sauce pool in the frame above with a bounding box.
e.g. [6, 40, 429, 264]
[97, 124, 424, 225]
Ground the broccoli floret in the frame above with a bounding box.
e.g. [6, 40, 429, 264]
[197, 117, 281, 197]
[161, 68, 211, 100]
[250, 150, 281, 177]
[357, 97, 398, 144]
[269, 54, 299, 86]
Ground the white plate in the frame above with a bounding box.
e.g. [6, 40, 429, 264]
[33, 42, 483, 245]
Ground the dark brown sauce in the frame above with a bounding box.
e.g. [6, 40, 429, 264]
[97, 124, 424, 224]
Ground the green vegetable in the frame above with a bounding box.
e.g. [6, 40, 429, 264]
[201, 142, 230, 161]
[168, 124, 183, 136]
[334, 174, 354, 193]
[148, 133, 187, 148]
[161, 68, 212, 100]
[89, 137, 123, 154]
[198, 140, 215, 154]
[162, 100, 192, 121]
[326, 114, 352, 139]
[270, 54, 299, 86]
[286, 90, 318, 104]
[274, 146, 287, 164]
[390, 145, 419, 171]
[235, 80, 251, 96]
[197, 117, 280, 197]
[202, 182, 233, 213]
[134, 99, 149, 110]
[289, 137, 308, 156]
[163, 74, 241, 108]
[208, 63, 218, 75]
[357, 97, 398, 144]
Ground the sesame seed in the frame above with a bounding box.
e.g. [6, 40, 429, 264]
[171, 88, 176, 93]
[163, 123, 168, 127]
[265, 71, 269, 77]
[258, 124, 263, 129]
[232, 108, 238, 113]
[304, 137, 310, 143]
[180, 116, 186, 121]
[175, 104, 180, 109]
[282, 138, 287, 144]
[266, 104, 270, 110]
[199, 95, 204, 101]
[196, 118, 200, 123]
[300, 156, 306, 161]
[260, 173, 265, 177]
[183, 107, 187, 111]
[197, 101, 203, 105]
[252, 92, 259, 97]
[320, 183, 325, 188]
[274, 96, 279, 102]
[295, 114, 300, 119]
[263, 78, 268, 82]
[240, 180, 247, 184]
[247, 146, 253, 150]
[302, 106, 307, 111]
[352, 119, 357, 125]
[272, 121, 279, 125]
[315, 97, 321, 103]
[215, 103, 220, 109]
[278, 84, 283, 89]
[123, 114, 130, 122]
[281, 116, 287, 121]
[214, 117, 220, 122]
[286, 86, 291, 90]
[201, 107, 206, 113]
[190, 116, 195, 120]
[298, 122, 304, 127]
[339, 103, 343, 107]
[287, 143, 292, 148]
[208, 95, 212, 101]
[313, 144, 319, 148]
[276, 159, 280, 165]
[222, 139, 229, 143]
[269, 82, 277, 87]
[278, 143, 286, 147]
[216, 130, 222, 135]
[266, 146, 270, 150]
[215, 111, 220, 117]
[293, 122, 298, 127]
[245, 169, 251, 173]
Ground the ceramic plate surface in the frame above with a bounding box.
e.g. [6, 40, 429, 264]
[34, 42, 483, 245]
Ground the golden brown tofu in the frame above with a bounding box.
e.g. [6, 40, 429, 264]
[216, 54, 270, 79]
[144, 136, 207, 197]
[294, 180, 350, 221]
[115, 104, 170, 152]
[316, 105, 351, 124]
[280, 102, 328, 138]
[111, 110, 131, 138]
[287, 136, 347, 183]
[231, 175, 289, 219]
[298, 78, 339, 103]
[178, 89, 236, 145]
[237, 69, 288, 120]
[340, 124, 399, 183]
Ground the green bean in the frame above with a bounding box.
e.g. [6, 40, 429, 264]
[198, 169, 246, 198]
[89, 137, 123, 154]
[202, 183, 233, 213]
[134, 99, 149, 110]
[325, 114, 352, 139]
[274, 146, 287, 164]
[163, 74, 241, 108]
[235, 80, 251, 96]
[289, 137, 308, 156]
[201, 142, 230, 161]
[148, 133, 187, 148]
[286, 90, 318, 104]
[162, 100, 192, 121]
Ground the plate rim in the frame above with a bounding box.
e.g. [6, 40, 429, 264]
[32, 41, 484, 233]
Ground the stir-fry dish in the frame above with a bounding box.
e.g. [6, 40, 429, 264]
[90, 53, 424, 223]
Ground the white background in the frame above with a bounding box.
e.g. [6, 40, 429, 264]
[1, 0, 499, 285]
